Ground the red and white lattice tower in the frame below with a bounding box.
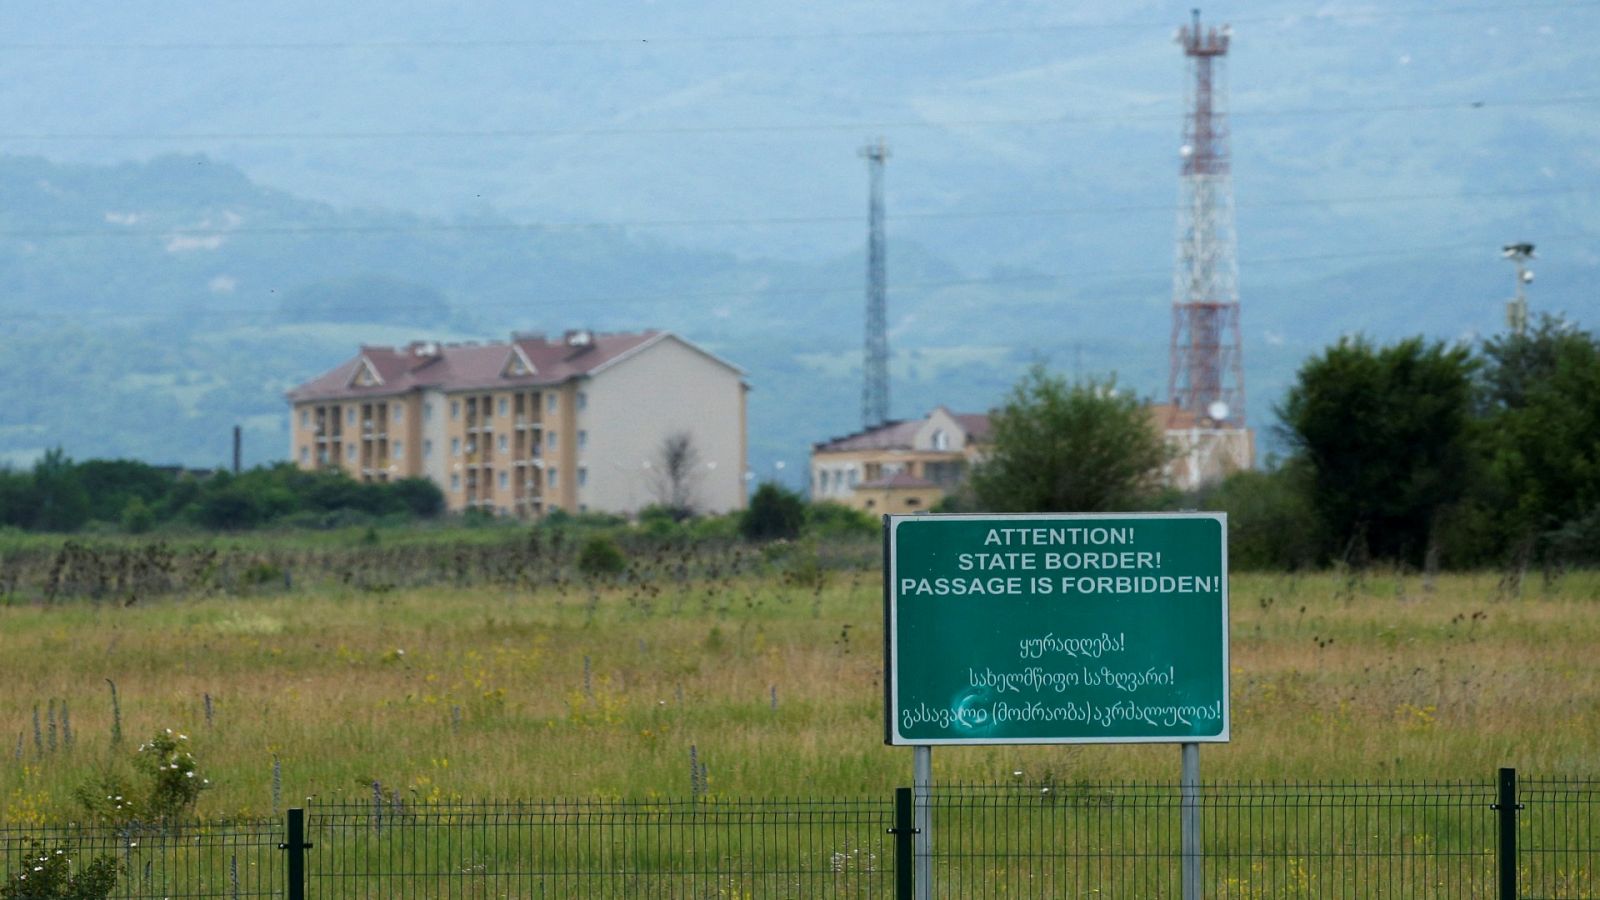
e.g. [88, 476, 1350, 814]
[1168, 10, 1246, 429]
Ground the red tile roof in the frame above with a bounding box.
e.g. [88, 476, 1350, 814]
[286, 330, 662, 402]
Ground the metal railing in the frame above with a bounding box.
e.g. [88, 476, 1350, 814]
[0, 818, 284, 898]
[1, 772, 1594, 898]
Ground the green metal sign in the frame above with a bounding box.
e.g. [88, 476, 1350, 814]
[884, 513, 1229, 745]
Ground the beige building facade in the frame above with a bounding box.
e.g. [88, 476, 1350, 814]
[287, 330, 747, 517]
[1151, 405, 1256, 492]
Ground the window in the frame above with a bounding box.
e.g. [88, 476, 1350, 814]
[465, 440, 476, 455]
[346, 444, 356, 461]
[547, 431, 557, 449]
[577, 430, 587, 450]
[548, 469, 559, 489]
[423, 439, 433, 458]
[450, 473, 461, 491]
[498, 397, 508, 416]
[423, 402, 433, 421]
[848, 469, 859, 487]
[498, 434, 508, 452]
[547, 393, 558, 413]
[498, 471, 508, 489]
[577, 392, 588, 411]
[578, 466, 588, 487]
[931, 429, 949, 451]
[450, 400, 460, 419]
[451, 437, 461, 456]
[346, 407, 356, 426]
[393, 404, 404, 422]
[299, 446, 309, 464]
[300, 409, 309, 428]
[393, 441, 404, 460]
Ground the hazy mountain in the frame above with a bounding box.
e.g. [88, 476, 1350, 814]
[0, 1, 1596, 481]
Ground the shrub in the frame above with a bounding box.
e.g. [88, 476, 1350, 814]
[576, 535, 627, 576]
[1, 842, 117, 900]
[740, 483, 804, 542]
[804, 502, 877, 539]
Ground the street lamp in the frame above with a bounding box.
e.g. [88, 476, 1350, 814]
[1502, 242, 1535, 336]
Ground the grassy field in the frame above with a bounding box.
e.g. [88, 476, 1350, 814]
[2, 531, 1598, 824]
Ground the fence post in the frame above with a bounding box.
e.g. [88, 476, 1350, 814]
[891, 787, 916, 900]
[1495, 768, 1520, 900]
[1181, 743, 1203, 900]
[279, 807, 312, 900]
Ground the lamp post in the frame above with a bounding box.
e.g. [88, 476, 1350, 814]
[1502, 242, 1535, 336]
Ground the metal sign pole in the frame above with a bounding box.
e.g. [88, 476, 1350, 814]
[914, 745, 932, 900]
[1181, 742, 1202, 900]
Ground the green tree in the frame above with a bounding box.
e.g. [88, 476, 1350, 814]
[1479, 319, 1600, 560]
[390, 477, 445, 517]
[969, 366, 1168, 513]
[1279, 336, 1476, 565]
[31, 449, 91, 532]
[0, 468, 37, 529]
[1191, 463, 1319, 570]
[740, 482, 805, 541]
[74, 460, 173, 524]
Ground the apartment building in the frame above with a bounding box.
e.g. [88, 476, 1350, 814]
[286, 330, 747, 517]
[809, 407, 991, 513]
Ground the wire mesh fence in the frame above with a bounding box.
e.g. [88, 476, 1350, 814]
[305, 797, 895, 898]
[0, 818, 284, 898]
[1522, 778, 1600, 899]
[0, 775, 1594, 898]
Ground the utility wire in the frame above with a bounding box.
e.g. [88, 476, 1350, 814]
[0, 2, 1592, 51]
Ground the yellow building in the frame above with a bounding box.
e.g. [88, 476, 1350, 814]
[286, 330, 748, 518]
[809, 408, 990, 513]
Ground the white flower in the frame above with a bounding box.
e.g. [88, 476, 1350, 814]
[186, 771, 195, 778]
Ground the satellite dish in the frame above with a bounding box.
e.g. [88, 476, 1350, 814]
[1521, 270, 1535, 283]
[1179, 144, 1194, 158]
[1207, 401, 1230, 422]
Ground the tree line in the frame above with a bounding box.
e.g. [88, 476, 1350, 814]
[0, 456, 444, 533]
[965, 315, 1600, 571]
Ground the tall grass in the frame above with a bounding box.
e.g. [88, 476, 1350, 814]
[2, 532, 1597, 823]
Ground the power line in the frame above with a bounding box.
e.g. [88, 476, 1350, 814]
[0, 185, 1590, 241]
[0, 2, 1592, 51]
[2, 95, 1595, 143]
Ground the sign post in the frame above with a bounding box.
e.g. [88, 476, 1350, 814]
[884, 512, 1228, 897]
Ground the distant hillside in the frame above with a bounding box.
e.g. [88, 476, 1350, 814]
[0, 153, 1594, 482]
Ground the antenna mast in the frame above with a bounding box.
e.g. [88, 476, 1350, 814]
[1168, 9, 1246, 428]
[861, 138, 891, 429]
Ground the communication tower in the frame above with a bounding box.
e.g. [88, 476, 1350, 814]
[1167, 10, 1246, 429]
[861, 138, 890, 429]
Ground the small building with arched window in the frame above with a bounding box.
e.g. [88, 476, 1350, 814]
[809, 407, 990, 512]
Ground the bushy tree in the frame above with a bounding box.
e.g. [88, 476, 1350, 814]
[1279, 336, 1475, 565]
[75, 460, 173, 524]
[1190, 464, 1319, 570]
[969, 365, 1168, 513]
[1479, 318, 1600, 558]
[740, 482, 804, 541]
[30, 449, 91, 533]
